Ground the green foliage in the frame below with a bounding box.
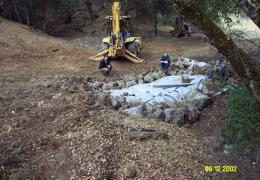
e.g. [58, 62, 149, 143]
[195, 0, 240, 26]
[47, 0, 79, 14]
[221, 86, 260, 151]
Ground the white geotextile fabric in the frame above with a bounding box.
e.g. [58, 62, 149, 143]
[110, 75, 207, 106]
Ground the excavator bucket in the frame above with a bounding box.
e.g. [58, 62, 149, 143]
[89, 50, 109, 61]
[123, 50, 144, 63]
[90, 49, 144, 63]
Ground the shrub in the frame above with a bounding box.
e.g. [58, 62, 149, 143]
[221, 86, 260, 151]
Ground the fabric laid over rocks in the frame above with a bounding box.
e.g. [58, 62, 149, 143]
[96, 58, 217, 125]
[110, 75, 207, 107]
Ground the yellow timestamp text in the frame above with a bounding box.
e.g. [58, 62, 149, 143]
[204, 165, 238, 173]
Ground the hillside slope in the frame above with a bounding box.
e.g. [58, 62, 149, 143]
[1, 17, 259, 179]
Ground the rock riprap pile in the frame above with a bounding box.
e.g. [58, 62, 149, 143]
[95, 58, 216, 126]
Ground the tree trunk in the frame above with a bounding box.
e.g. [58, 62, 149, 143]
[233, 0, 260, 28]
[172, 0, 260, 99]
[11, 0, 22, 23]
[172, 15, 184, 37]
[153, 1, 158, 36]
[86, 1, 94, 28]
[24, 7, 30, 25]
[42, 0, 50, 31]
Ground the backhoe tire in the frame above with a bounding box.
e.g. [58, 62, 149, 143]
[128, 41, 140, 57]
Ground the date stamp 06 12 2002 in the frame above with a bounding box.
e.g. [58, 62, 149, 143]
[204, 165, 238, 173]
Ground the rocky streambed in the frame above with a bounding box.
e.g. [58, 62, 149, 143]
[86, 57, 220, 126]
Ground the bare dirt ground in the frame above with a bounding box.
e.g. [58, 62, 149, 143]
[0, 17, 259, 179]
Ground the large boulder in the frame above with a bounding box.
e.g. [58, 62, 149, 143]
[202, 79, 215, 94]
[93, 81, 103, 89]
[186, 105, 200, 123]
[192, 64, 208, 74]
[98, 92, 111, 105]
[137, 74, 144, 80]
[181, 75, 192, 83]
[102, 83, 113, 90]
[151, 71, 161, 80]
[111, 99, 121, 109]
[123, 106, 144, 117]
[164, 108, 185, 125]
[125, 80, 137, 87]
[124, 75, 136, 81]
[173, 59, 184, 68]
[185, 89, 210, 110]
[117, 80, 126, 89]
[123, 163, 138, 178]
[150, 109, 165, 120]
[128, 100, 143, 108]
[144, 74, 154, 83]
[138, 79, 144, 84]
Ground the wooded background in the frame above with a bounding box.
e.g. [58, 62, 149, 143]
[0, 0, 259, 98]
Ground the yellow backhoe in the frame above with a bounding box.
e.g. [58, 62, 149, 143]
[90, 1, 144, 63]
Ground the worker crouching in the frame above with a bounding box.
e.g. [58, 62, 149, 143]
[99, 55, 113, 76]
[160, 53, 171, 75]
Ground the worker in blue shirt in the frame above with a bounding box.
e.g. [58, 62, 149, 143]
[99, 55, 112, 75]
[160, 53, 171, 75]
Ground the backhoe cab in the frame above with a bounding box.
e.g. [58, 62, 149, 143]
[90, 1, 144, 63]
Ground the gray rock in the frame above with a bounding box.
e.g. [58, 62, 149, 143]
[98, 92, 111, 105]
[124, 163, 137, 178]
[164, 108, 185, 125]
[223, 145, 235, 156]
[30, 77, 36, 83]
[181, 75, 192, 83]
[123, 106, 143, 117]
[38, 100, 45, 107]
[188, 70, 194, 75]
[202, 79, 215, 94]
[173, 60, 184, 68]
[117, 80, 126, 89]
[144, 74, 154, 83]
[123, 92, 129, 96]
[93, 81, 103, 89]
[138, 79, 144, 84]
[182, 58, 191, 67]
[128, 100, 142, 107]
[137, 74, 144, 80]
[124, 75, 136, 81]
[170, 71, 177, 76]
[150, 109, 165, 120]
[102, 83, 113, 90]
[88, 110, 95, 117]
[167, 101, 177, 109]
[111, 97, 121, 109]
[118, 96, 126, 104]
[42, 81, 52, 88]
[125, 80, 137, 87]
[185, 89, 210, 110]
[11, 139, 22, 148]
[142, 104, 153, 115]
[151, 71, 161, 80]
[52, 93, 62, 100]
[156, 102, 167, 110]
[186, 105, 200, 123]
[192, 64, 208, 74]
[213, 141, 225, 152]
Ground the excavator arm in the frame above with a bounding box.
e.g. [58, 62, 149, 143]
[90, 1, 144, 63]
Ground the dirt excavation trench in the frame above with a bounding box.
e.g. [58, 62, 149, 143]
[1, 18, 259, 179]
